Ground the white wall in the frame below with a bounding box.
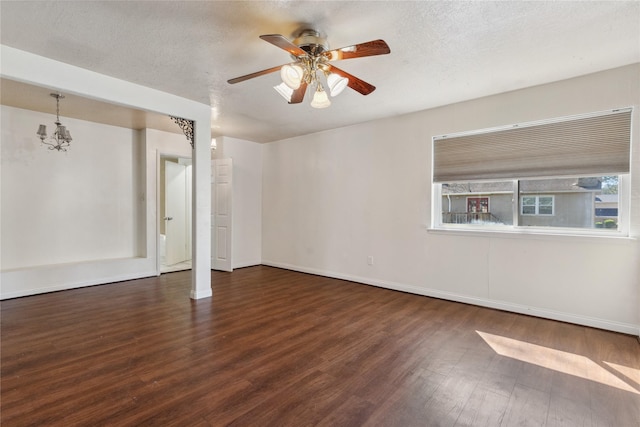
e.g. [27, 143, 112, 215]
[262, 64, 640, 335]
[215, 136, 263, 268]
[1, 105, 143, 269]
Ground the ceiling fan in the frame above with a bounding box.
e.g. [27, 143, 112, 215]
[227, 29, 390, 108]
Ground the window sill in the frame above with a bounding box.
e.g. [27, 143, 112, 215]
[426, 226, 636, 244]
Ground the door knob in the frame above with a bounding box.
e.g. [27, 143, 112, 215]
[164, 217, 173, 221]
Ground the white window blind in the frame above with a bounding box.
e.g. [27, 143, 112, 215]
[433, 109, 632, 183]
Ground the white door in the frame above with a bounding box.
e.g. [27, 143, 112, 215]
[165, 160, 188, 265]
[213, 158, 233, 271]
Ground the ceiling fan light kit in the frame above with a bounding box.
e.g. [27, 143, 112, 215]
[228, 29, 390, 109]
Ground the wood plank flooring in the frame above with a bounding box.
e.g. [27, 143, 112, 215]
[1, 266, 639, 426]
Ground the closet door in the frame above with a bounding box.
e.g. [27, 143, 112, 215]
[212, 158, 233, 272]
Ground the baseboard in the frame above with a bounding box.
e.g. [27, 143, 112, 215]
[0, 270, 159, 300]
[190, 288, 213, 299]
[262, 260, 639, 336]
[233, 260, 262, 269]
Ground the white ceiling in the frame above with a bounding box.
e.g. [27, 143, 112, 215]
[1, 1, 639, 143]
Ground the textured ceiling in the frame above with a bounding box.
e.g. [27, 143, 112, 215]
[1, 1, 639, 143]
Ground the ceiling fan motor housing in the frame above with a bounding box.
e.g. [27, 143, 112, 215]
[293, 29, 329, 56]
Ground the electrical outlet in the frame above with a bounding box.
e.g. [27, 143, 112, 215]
[367, 256, 374, 266]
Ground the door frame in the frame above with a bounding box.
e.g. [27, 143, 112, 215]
[156, 150, 192, 275]
[163, 158, 192, 267]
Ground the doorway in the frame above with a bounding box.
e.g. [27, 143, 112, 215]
[160, 156, 192, 273]
[467, 197, 489, 213]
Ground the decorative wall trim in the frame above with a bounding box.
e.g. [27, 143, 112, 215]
[169, 116, 194, 149]
[261, 260, 639, 336]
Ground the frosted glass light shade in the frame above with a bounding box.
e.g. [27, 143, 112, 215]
[280, 64, 304, 89]
[274, 82, 294, 102]
[327, 73, 348, 97]
[310, 86, 331, 109]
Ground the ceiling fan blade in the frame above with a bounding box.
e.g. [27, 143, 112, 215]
[289, 81, 308, 104]
[260, 34, 308, 57]
[326, 65, 376, 95]
[227, 65, 283, 84]
[323, 39, 390, 61]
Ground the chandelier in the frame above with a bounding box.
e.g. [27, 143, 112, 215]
[36, 93, 73, 151]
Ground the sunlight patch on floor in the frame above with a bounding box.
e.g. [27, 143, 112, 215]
[477, 330, 639, 394]
[604, 361, 640, 385]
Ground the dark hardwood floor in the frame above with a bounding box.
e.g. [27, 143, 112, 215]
[1, 266, 639, 426]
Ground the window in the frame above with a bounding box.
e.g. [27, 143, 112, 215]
[433, 109, 631, 234]
[521, 195, 553, 216]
